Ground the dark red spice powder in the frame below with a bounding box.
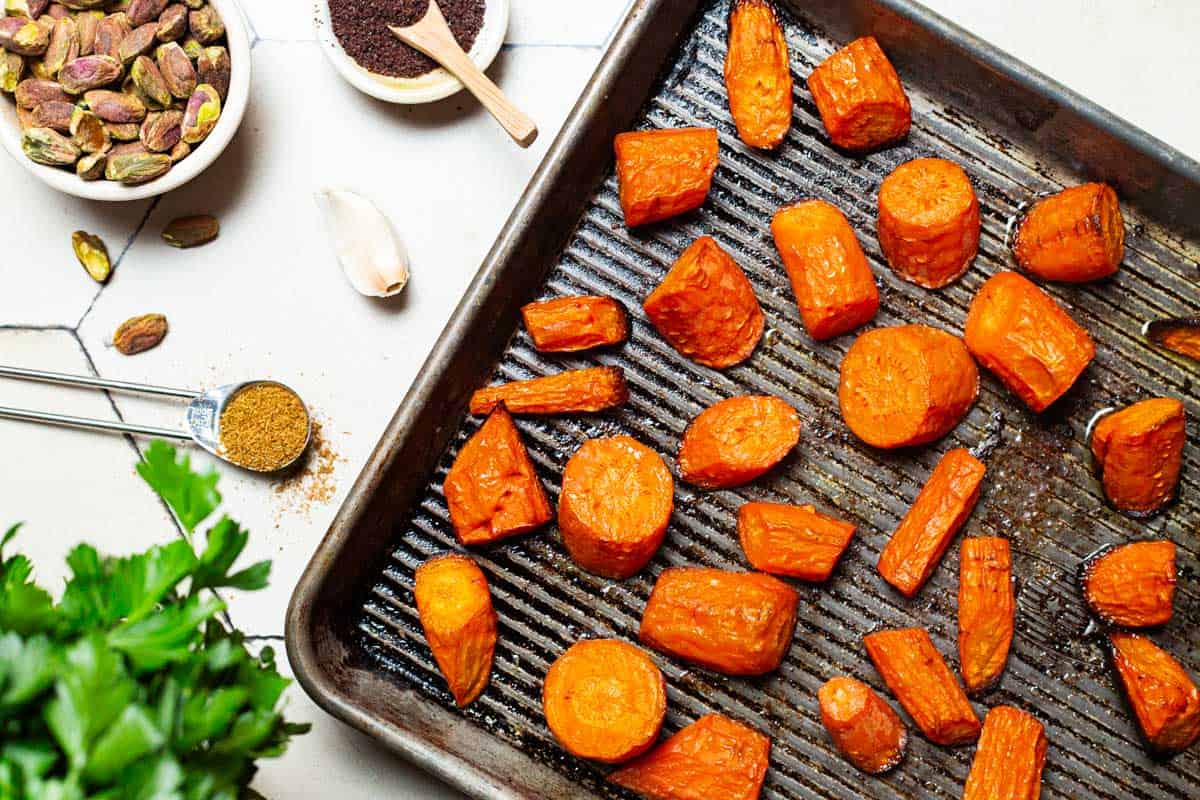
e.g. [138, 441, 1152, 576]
[330, 0, 486, 80]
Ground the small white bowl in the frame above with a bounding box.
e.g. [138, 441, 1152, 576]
[0, 0, 252, 202]
[314, 0, 509, 105]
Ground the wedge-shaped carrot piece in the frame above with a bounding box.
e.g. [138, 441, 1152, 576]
[958, 537, 1014, 694]
[962, 706, 1047, 800]
[864, 628, 981, 746]
[414, 555, 497, 707]
[521, 295, 628, 353]
[1013, 183, 1124, 283]
[1108, 632, 1200, 755]
[724, 0, 792, 149]
[1082, 541, 1176, 628]
[818, 676, 907, 774]
[640, 567, 799, 675]
[1090, 398, 1186, 516]
[443, 406, 553, 546]
[609, 714, 771, 800]
[1146, 317, 1200, 362]
[738, 502, 855, 581]
[678, 395, 800, 488]
[615, 128, 720, 227]
[877, 449, 985, 598]
[806, 36, 910, 151]
[469, 366, 629, 416]
[643, 236, 765, 368]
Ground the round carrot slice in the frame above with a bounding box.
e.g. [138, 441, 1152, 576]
[1013, 183, 1124, 283]
[543, 639, 667, 764]
[559, 436, 674, 579]
[678, 395, 800, 488]
[839, 325, 978, 449]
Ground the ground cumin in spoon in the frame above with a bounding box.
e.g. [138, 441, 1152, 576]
[330, 0, 486, 79]
[219, 384, 311, 472]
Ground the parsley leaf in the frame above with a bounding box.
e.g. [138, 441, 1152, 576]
[136, 441, 221, 533]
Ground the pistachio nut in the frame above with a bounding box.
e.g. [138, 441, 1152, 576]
[126, 0, 166, 27]
[75, 149, 106, 179]
[107, 139, 146, 156]
[34, 13, 55, 35]
[179, 34, 201, 60]
[104, 149, 168, 183]
[14, 76, 67, 107]
[58, 0, 107, 9]
[179, 80, 216, 143]
[83, 87, 145, 121]
[196, 44, 227, 100]
[21, 126, 79, 165]
[44, 3, 68, 18]
[4, 0, 51, 18]
[71, 230, 111, 282]
[58, 54, 120, 93]
[16, 105, 36, 130]
[154, 39, 192, 98]
[69, 106, 108, 152]
[162, 214, 218, 248]
[0, 17, 50, 56]
[130, 53, 169, 107]
[117, 20, 156, 63]
[104, 119, 139, 139]
[138, 108, 180, 151]
[155, 3, 186, 42]
[76, 11, 101, 56]
[0, 52, 23, 93]
[40, 15, 76, 78]
[27, 58, 50, 79]
[112, 313, 167, 355]
[167, 138, 188, 161]
[93, 14, 129, 60]
[30, 98, 73, 131]
[187, 4, 221, 44]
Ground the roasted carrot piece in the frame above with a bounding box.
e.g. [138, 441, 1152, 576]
[643, 236, 765, 368]
[543, 639, 667, 764]
[640, 567, 799, 675]
[614, 128, 720, 227]
[1090, 398, 1186, 516]
[738, 502, 856, 582]
[1082, 541, 1176, 628]
[1146, 317, 1200, 361]
[877, 157, 980, 288]
[964, 271, 1095, 412]
[609, 714, 771, 800]
[1013, 183, 1124, 283]
[1108, 632, 1200, 755]
[521, 295, 628, 353]
[559, 436, 674, 579]
[771, 199, 879, 340]
[864, 628, 981, 746]
[806, 36, 910, 151]
[414, 555, 497, 707]
[678, 395, 800, 489]
[443, 406, 553, 546]
[962, 706, 1047, 800]
[724, 0, 792, 149]
[818, 676, 907, 774]
[838, 325, 978, 449]
[469, 366, 629, 416]
[877, 449, 986, 598]
[958, 537, 1014, 694]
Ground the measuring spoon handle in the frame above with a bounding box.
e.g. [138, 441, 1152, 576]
[0, 365, 196, 399]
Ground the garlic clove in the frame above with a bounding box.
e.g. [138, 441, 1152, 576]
[315, 189, 411, 298]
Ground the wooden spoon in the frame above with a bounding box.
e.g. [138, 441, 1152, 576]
[390, 1, 538, 147]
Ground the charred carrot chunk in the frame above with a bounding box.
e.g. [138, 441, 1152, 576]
[818, 676, 907, 774]
[964, 271, 1095, 412]
[1108, 632, 1200, 755]
[1013, 183, 1124, 282]
[643, 236, 765, 369]
[521, 296, 628, 353]
[958, 537, 1014, 694]
[614, 128, 720, 227]
[559, 436, 674, 579]
[838, 325, 978, 449]
[543, 639, 667, 764]
[1090, 398, 1186, 516]
[443, 406, 553, 546]
[640, 567, 799, 675]
[877, 449, 986, 598]
[609, 714, 771, 800]
[678, 395, 801, 489]
[724, 0, 793, 149]
[1146, 317, 1200, 362]
[771, 199, 879, 340]
[738, 502, 856, 582]
[469, 366, 629, 416]
[806, 36, 910, 151]
[877, 157, 980, 288]
[864, 628, 981, 746]
[414, 555, 497, 707]
[962, 706, 1047, 800]
[1082, 541, 1176, 628]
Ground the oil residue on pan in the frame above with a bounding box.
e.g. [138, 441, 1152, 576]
[354, 1, 1198, 797]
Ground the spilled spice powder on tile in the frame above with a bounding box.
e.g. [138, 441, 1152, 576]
[273, 420, 344, 522]
[218, 384, 310, 472]
[329, 0, 486, 79]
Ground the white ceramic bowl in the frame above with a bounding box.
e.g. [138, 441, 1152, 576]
[0, 0, 252, 202]
[314, 0, 509, 104]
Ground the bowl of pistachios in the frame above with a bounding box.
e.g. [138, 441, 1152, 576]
[0, 0, 250, 201]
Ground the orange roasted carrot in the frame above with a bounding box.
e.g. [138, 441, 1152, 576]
[559, 436, 674, 579]
[678, 395, 800, 488]
[414, 555, 497, 707]
[771, 199, 879, 340]
[469, 366, 629, 416]
[1146, 317, 1200, 361]
[1090, 398, 1186, 516]
[614, 127, 720, 227]
[964, 271, 1095, 412]
[1082, 541, 1176, 628]
[877, 157, 980, 288]
[738, 502, 856, 582]
[864, 628, 981, 746]
[838, 325, 978, 449]
[1108, 632, 1200, 755]
[1013, 183, 1124, 282]
[640, 567, 799, 675]
[818, 676, 907, 774]
[443, 405, 553, 546]
[543, 639, 667, 764]
[958, 537, 1014, 694]
[877, 449, 986, 598]
[962, 706, 1047, 800]
[806, 36, 910, 151]
[609, 714, 771, 800]
[643, 235, 765, 368]
[521, 295, 628, 353]
[724, 0, 792, 149]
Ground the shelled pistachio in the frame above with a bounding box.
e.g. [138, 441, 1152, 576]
[179, 80, 216, 143]
[0, 17, 50, 56]
[156, 4, 186, 41]
[155, 39, 193, 97]
[40, 15, 76, 77]
[117, 20, 157, 63]
[71, 230, 112, 282]
[105, 149, 169, 183]
[22, 126, 79, 165]
[83, 87, 146, 121]
[139, 107, 180, 151]
[69, 106, 108, 151]
[131, 53, 170, 107]
[187, 4, 221, 44]
[0, 52, 23, 92]
[196, 43, 226, 99]
[30, 98, 74, 131]
[58, 53, 120, 92]
[15, 76, 69, 106]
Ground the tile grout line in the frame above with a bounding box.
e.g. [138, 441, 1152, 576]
[75, 196, 162, 331]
